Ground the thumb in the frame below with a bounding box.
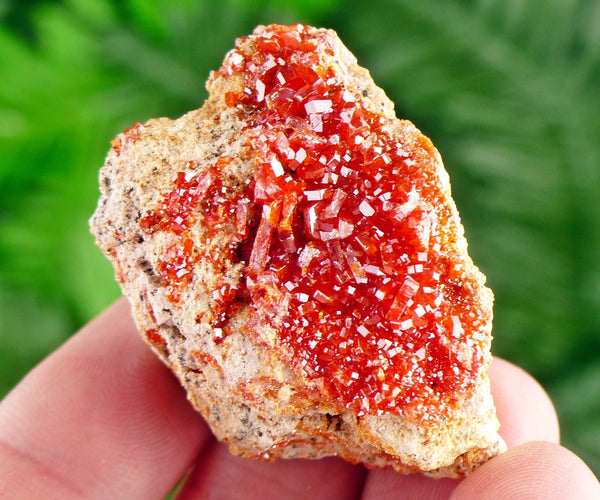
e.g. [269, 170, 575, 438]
[451, 441, 600, 500]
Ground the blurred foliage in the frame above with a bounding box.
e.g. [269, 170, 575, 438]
[1, 0, 599, 476]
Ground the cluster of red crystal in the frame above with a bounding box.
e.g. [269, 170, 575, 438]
[111, 121, 145, 155]
[139, 157, 250, 331]
[139, 24, 490, 423]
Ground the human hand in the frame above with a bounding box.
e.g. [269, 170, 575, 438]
[1, 299, 598, 499]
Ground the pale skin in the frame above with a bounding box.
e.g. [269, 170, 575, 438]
[0, 298, 599, 499]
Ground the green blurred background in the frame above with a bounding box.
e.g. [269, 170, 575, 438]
[1, 0, 599, 477]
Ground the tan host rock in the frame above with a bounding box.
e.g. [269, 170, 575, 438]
[91, 24, 506, 477]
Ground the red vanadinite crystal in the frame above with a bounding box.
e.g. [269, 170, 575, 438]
[111, 121, 145, 155]
[140, 24, 489, 423]
[145, 328, 166, 346]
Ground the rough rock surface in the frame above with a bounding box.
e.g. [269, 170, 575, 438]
[90, 24, 506, 477]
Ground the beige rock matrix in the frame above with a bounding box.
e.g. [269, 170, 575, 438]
[91, 24, 506, 477]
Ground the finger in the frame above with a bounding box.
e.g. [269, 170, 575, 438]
[360, 469, 459, 500]
[361, 356, 559, 499]
[451, 441, 600, 500]
[489, 357, 559, 447]
[0, 298, 210, 499]
[175, 439, 366, 500]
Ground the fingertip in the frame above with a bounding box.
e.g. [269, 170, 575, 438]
[489, 357, 559, 448]
[361, 468, 460, 500]
[451, 441, 600, 500]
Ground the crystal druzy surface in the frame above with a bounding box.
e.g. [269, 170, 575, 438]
[139, 24, 491, 425]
